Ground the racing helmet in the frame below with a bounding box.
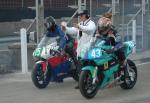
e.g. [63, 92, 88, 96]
[44, 16, 56, 30]
[97, 16, 112, 35]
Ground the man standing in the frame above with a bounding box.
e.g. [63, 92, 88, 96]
[61, 10, 96, 57]
[61, 10, 96, 89]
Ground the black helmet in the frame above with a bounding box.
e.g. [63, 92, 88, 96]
[44, 16, 56, 29]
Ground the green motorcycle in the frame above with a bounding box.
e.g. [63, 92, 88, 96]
[78, 38, 137, 99]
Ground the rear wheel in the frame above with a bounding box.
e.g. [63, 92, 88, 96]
[31, 63, 51, 89]
[120, 59, 137, 89]
[72, 61, 82, 81]
[79, 70, 98, 99]
[72, 69, 79, 81]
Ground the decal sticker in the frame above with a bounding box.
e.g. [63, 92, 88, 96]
[104, 62, 109, 70]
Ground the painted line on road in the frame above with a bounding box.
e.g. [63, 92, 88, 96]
[137, 61, 150, 66]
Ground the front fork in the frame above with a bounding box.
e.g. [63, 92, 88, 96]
[92, 66, 98, 84]
[36, 60, 48, 75]
[81, 66, 98, 84]
[44, 61, 49, 75]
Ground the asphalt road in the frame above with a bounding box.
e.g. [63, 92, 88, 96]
[0, 62, 150, 103]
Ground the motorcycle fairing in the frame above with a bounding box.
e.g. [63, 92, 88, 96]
[81, 63, 119, 89]
[99, 64, 119, 88]
[51, 60, 72, 81]
[81, 66, 97, 78]
[48, 56, 67, 68]
[124, 41, 136, 56]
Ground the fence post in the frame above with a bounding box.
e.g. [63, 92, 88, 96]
[20, 28, 28, 74]
[132, 20, 136, 53]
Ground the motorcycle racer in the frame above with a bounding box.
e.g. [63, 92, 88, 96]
[97, 13, 128, 76]
[38, 16, 68, 53]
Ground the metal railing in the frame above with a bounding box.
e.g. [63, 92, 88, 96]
[126, 8, 142, 39]
[26, 18, 36, 33]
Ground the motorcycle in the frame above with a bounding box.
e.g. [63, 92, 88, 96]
[78, 37, 137, 99]
[31, 36, 79, 89]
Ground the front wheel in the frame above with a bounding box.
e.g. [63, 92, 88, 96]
[120, 59, 137, 89]
[31, 63, 51, 89]
[79, 70, 98, 99]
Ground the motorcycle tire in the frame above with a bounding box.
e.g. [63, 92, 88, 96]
[72, 62, 82, 81]
[79, 70, 98, 99]
[72, 69, 79, 81]
[31, 63, 51, 89]
[120, 59, 137, 89]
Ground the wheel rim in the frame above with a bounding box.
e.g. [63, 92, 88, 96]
[83, 72, 97, 94]
[125, 64, 137, 87]
[36, 65, 48, 85]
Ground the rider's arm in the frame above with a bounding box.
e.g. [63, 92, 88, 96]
[65, 27, 78, 35]
[37, 34, 49, 48]
[57, 26, 67, 49]
[109, 36, 116, 46]
[108, 36, 123, 52]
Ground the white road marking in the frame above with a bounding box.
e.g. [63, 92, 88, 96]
[137, 61, 150, 66]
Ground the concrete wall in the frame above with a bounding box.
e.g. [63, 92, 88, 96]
[0, 43, 36, 73]
[0, 50, 12, 73]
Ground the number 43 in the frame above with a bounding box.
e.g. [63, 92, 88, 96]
[91, 49, 101, 58]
